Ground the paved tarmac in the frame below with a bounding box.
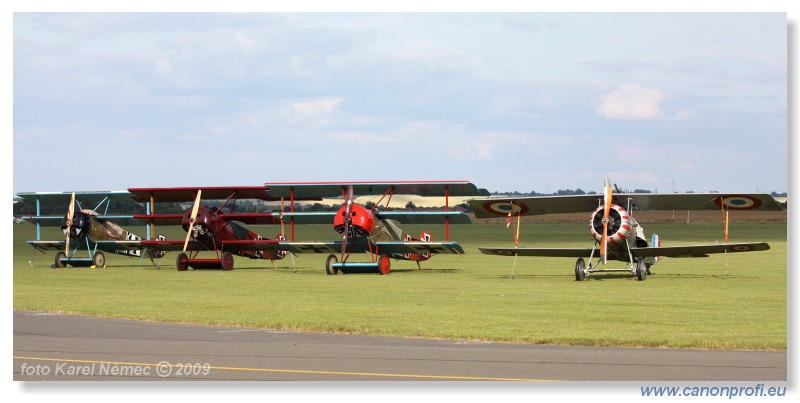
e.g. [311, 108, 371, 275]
[13, 310, 786, 381]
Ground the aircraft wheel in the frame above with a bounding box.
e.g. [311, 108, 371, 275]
[574, 258, 586, 281]
[53, 251, 67, 269]
[93, 251, 106, 268]
[325, 254, 338, 275]
[636, 258, 647, 281]
[221, 252, 234, 271]
[176, 253, 189, 271]
[377, 254, 391, 275]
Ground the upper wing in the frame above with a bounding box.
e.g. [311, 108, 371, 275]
[470, 193, 783, 219]
[631, 242, 770, 258]
[127, 186, 321, 203]
[17, 191, 133, 204]
[17, 191, 142, 227]
[263, 181, 490, 198]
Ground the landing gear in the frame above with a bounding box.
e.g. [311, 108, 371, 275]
[221, 252, 234, 271]
[53, 251, 67, 269]
[176, 253, 189, 271]
[92, 251, 106, 268]
[635, 257, 647, 281]
[325, 254, 338, 275]
[377, 254, 391, 275]
[575, 258, 586, 281]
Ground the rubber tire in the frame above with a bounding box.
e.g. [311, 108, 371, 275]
[176, 253, 189, 271]
[92, 251, 106, 268]
[325, 254, 338, 275]
[53, 251, 67, 269]
[221, 252, 234, 271]
[636, 258, 647, 281]
[377, 254, 391, 275]
[575, 258, 586, 281]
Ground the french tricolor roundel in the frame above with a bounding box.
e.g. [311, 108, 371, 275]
[482, 201, 529, 216]
[714, 195, 763, 210]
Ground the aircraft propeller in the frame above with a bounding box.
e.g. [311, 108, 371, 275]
[600, 177, 612, 265]
[341, 185, 354, 258]
[64, 192, 75, 255]
[183, 189, 202, 252]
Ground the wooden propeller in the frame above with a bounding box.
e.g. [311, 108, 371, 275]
[64, 192, 75, 254]
[183, 190, 202, 252]
[600, 177, 612, 265]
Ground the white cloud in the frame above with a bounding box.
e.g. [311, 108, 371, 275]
[597, 84, 665, 120]
[280, 97, 344, 126]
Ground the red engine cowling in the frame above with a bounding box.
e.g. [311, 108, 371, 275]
[183, 207, 220, 239]
[589, 204, 632, 245]
[333, 204, 375, 239]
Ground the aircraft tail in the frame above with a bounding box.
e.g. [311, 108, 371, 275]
[651, 234, 661, 263]
[404, 231, 433, 261]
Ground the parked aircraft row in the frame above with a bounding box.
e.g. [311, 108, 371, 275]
[17, 178, 784, 281]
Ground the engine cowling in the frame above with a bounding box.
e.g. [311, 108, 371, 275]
[590, 204, 633, 245]
[182, 207, 220, 239]
[61, 211, 92, 241]
[333, 204, 375, 239]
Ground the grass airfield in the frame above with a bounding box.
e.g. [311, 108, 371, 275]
[13, 219, 787, 351]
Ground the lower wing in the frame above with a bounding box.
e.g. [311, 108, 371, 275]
[479, 242, 770, 259]
[30, 240, 152, 253]
[631, 242, 770, 258]
[281, 241, 465, 256]
[478, 247, 593, 257]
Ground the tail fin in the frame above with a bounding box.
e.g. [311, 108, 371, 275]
[651, 234, 661, 263]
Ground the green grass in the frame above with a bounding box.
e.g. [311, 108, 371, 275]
[13, 220, 787, 350]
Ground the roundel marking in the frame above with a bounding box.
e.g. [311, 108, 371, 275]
[714, 195, 762, 210]
[730, 245, 754, 252]
[482, 201, 530, 216]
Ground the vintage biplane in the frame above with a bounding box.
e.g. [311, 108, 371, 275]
[469, 177, 783, 281]
[128, 186, 313, 271]
[261, 180, 490, 274]
[18, 191, 164, 268]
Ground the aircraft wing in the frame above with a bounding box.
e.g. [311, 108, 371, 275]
[264, 181, 490, 198]
[278, 241, 465, 255]
[276, 211, 472, 224]
[127, 186, 322, 203]
[373, 241, 465, 255]
[478, 242, 770, 259]
[470, 193, 783, 219]
[375, 211, 472, 224]
[17, 191, 134, 204]
[478, 247, 594, 258]
[28, 240, 152, 253]
[631, 242, 770, 258]
[24, 214, 141, 227]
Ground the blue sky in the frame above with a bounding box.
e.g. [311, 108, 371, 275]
[9, 4, 791, 197]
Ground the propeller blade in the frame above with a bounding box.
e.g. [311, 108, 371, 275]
[341, 185, 354, 257]
[65, 192, 75, 254]
[600, 177, 612, 264]
[183, 189, 202, 252]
